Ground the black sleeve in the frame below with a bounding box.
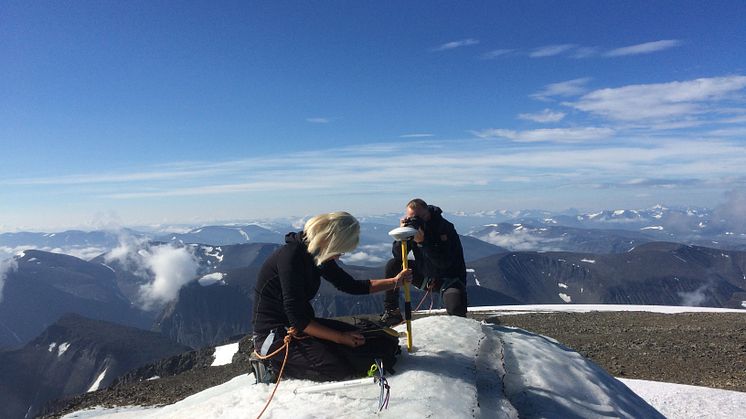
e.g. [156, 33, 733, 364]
[418, 223, 459, 270]
[319, 260, 371, 295]
[277, 245, 313, 331]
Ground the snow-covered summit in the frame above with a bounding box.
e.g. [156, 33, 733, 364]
[64, 316, 663, 418]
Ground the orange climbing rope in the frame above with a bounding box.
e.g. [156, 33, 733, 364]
[253, 327, 309, 419]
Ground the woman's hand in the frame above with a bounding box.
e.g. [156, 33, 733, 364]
[338, 331, 366, 347]
[394, 268, 412, 288]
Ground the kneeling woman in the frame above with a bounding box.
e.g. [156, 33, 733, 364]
[252, 211, 411, 381]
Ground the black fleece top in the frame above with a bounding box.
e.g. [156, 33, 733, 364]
[393, 205, 467, 281]
[252, 232, 371, 335]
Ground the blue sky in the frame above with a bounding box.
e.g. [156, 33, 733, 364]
[1, 1, 746, 231]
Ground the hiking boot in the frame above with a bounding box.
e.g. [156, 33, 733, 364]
[380, 309, 403, 326]
[249, 353, 276, 384]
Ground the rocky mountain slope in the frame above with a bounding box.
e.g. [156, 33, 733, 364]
[0, 314, 189, 419]
[469, 242, 746, 307]
[0, 250, 151, 349]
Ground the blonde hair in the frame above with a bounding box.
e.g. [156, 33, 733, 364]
[303, 211, 360, 265]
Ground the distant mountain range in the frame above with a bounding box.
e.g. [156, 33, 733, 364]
[2, 205, 744, 263]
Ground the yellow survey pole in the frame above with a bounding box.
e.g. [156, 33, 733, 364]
[401, 241, 413, 352]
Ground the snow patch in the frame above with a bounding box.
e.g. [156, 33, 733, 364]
[467, 304, 746, 315]
[146, 376, 160, 381]
[211, 342, 240, 367]
[48, 342, 57, 352]
[58, 342, 71, 356]
[204, 246, 223, 263]
[619, 378, 746, 419]
[87, 368, 108, 392]
[559, 293, 572, 303]
[558, 283, 568, 289]
[198, 273, 225, 287]
[641, 226, 664, 231]
[580, 258, 596, 264]
[239, 229, 250, 241]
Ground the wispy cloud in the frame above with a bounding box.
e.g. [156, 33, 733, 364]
[432, 38, 479, 51]
[306, 117, 331, 124]
[531, 78, 592, 101]
[517, 109, 567, 123]
[472, 127, 615, 143]
[4, 135, 746, 218]
[529, 44, 576, 58]
[480, 49, 513, 59]
[605, 39, 682, 57]
[400, 133, 434, 138]
[571, 47, 601, 58]
[567, 75, 746, 121]
[483, 40, 681, 60]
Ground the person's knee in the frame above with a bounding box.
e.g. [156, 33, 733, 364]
[443, 287, 467, 317]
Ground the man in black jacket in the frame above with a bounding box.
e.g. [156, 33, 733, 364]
[381, 198, 467, 325]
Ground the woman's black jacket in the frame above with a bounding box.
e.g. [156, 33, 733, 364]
[252, 232, 371, 336]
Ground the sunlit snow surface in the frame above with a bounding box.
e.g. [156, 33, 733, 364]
[63, 316, 672, 418]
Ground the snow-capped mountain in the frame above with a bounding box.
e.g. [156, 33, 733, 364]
[157, 225, 286, 246]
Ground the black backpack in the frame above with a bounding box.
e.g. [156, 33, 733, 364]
[345, 318, 401, 376]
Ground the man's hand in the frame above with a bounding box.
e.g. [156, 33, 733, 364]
[413, 227, 425, 243]
[338, 331, 366, 347]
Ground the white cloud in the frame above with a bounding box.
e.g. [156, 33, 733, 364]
[306, 117, 331, 124]
[341, 251, 385, 266]
[517, 109, 567, 123]
[400, 133, 434, 138]
[480, 49, 513, 59]
[531, 78, 592, 101]
[605, 39, 682, 57]
[138, 244, 200, 310]
[678, 283, 710, 306]
[529, 44, 576, 58]
[105, 233, 200, 309]
[432, 38, 479, 51]
[4, 133, 746, 214]
[568, 75, 746, 121]
[473, 127, 615, 143]
[0, 257, 18, 303]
